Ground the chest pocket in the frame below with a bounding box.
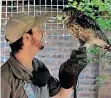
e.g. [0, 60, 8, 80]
[23, 81, 36, 98]
[13, 80, 50, 98]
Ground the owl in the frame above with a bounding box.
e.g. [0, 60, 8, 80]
[62, 7, 111, 54]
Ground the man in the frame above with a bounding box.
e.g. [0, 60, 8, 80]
[1, 13, 87, 98]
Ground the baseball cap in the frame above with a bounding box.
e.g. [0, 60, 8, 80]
[4, 13, 49, 44]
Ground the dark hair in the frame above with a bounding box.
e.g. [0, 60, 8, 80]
[6, 29, 33, 54]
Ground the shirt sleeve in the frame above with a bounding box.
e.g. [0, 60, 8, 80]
[1, 77, 11, 98]
[48, 76, 61, 97]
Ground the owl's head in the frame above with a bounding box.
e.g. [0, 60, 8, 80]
[62, 7, 77, 24]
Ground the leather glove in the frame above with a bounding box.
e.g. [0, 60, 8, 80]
[48, 76, 60, 97]
[70, 47, 87, 77]
[32, 66, 50, 87]
[59, 47, 87, 89]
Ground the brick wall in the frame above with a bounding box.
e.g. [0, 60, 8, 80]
[1, 1, 111, 98]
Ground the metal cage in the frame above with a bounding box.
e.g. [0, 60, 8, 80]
[1, 0, 110, 98]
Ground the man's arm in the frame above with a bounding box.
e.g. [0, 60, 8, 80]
[47, 75, 73, 98]
[51, 47, 87, 98]
[53, 87, 73, 98]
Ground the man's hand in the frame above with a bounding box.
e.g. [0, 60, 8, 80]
[70, 47, 87, 76]
[59, 47, 87, 89]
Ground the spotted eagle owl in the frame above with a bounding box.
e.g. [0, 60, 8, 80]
[62, 7, 111, 54]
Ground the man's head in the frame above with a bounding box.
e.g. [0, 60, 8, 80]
[4, 13, 48, 55]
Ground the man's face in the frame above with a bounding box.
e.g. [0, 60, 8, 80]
[31, 26, 45, 51]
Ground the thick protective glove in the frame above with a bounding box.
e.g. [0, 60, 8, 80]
[31, 59, 50, 87]
[48, 76, 60, 97]
[59, 47, 87, 89]
[70, 47, 87, 77]
[32, 66, 50, 87]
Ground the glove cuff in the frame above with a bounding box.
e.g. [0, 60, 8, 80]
[59, 69, 75, 89]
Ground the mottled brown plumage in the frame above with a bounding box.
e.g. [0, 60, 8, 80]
[62, 7, 111, 52]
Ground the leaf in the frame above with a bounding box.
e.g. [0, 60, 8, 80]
[68, 0, 73, 2]
[72, 1, 78, 7]
[57, 15, 63, 20]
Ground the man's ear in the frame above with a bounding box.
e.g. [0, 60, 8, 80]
[23, 33, 32, 42]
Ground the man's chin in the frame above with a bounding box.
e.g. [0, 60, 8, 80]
[39, 45, 44, 50]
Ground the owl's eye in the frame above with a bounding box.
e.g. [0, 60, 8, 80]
[65, 12, 69, 16]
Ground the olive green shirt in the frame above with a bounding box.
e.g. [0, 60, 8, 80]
[1, 54, 60, 98]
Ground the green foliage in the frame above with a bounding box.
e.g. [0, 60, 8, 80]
[68, 0, 111, 31]
[96, 75, 107, 85]
[57, 15, 63, 20]
[88, 46, 102, 55]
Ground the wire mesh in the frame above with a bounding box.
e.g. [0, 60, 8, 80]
[1, 0, 111, 98]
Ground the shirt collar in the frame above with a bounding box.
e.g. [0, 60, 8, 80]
[8, 53, 33, 80]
